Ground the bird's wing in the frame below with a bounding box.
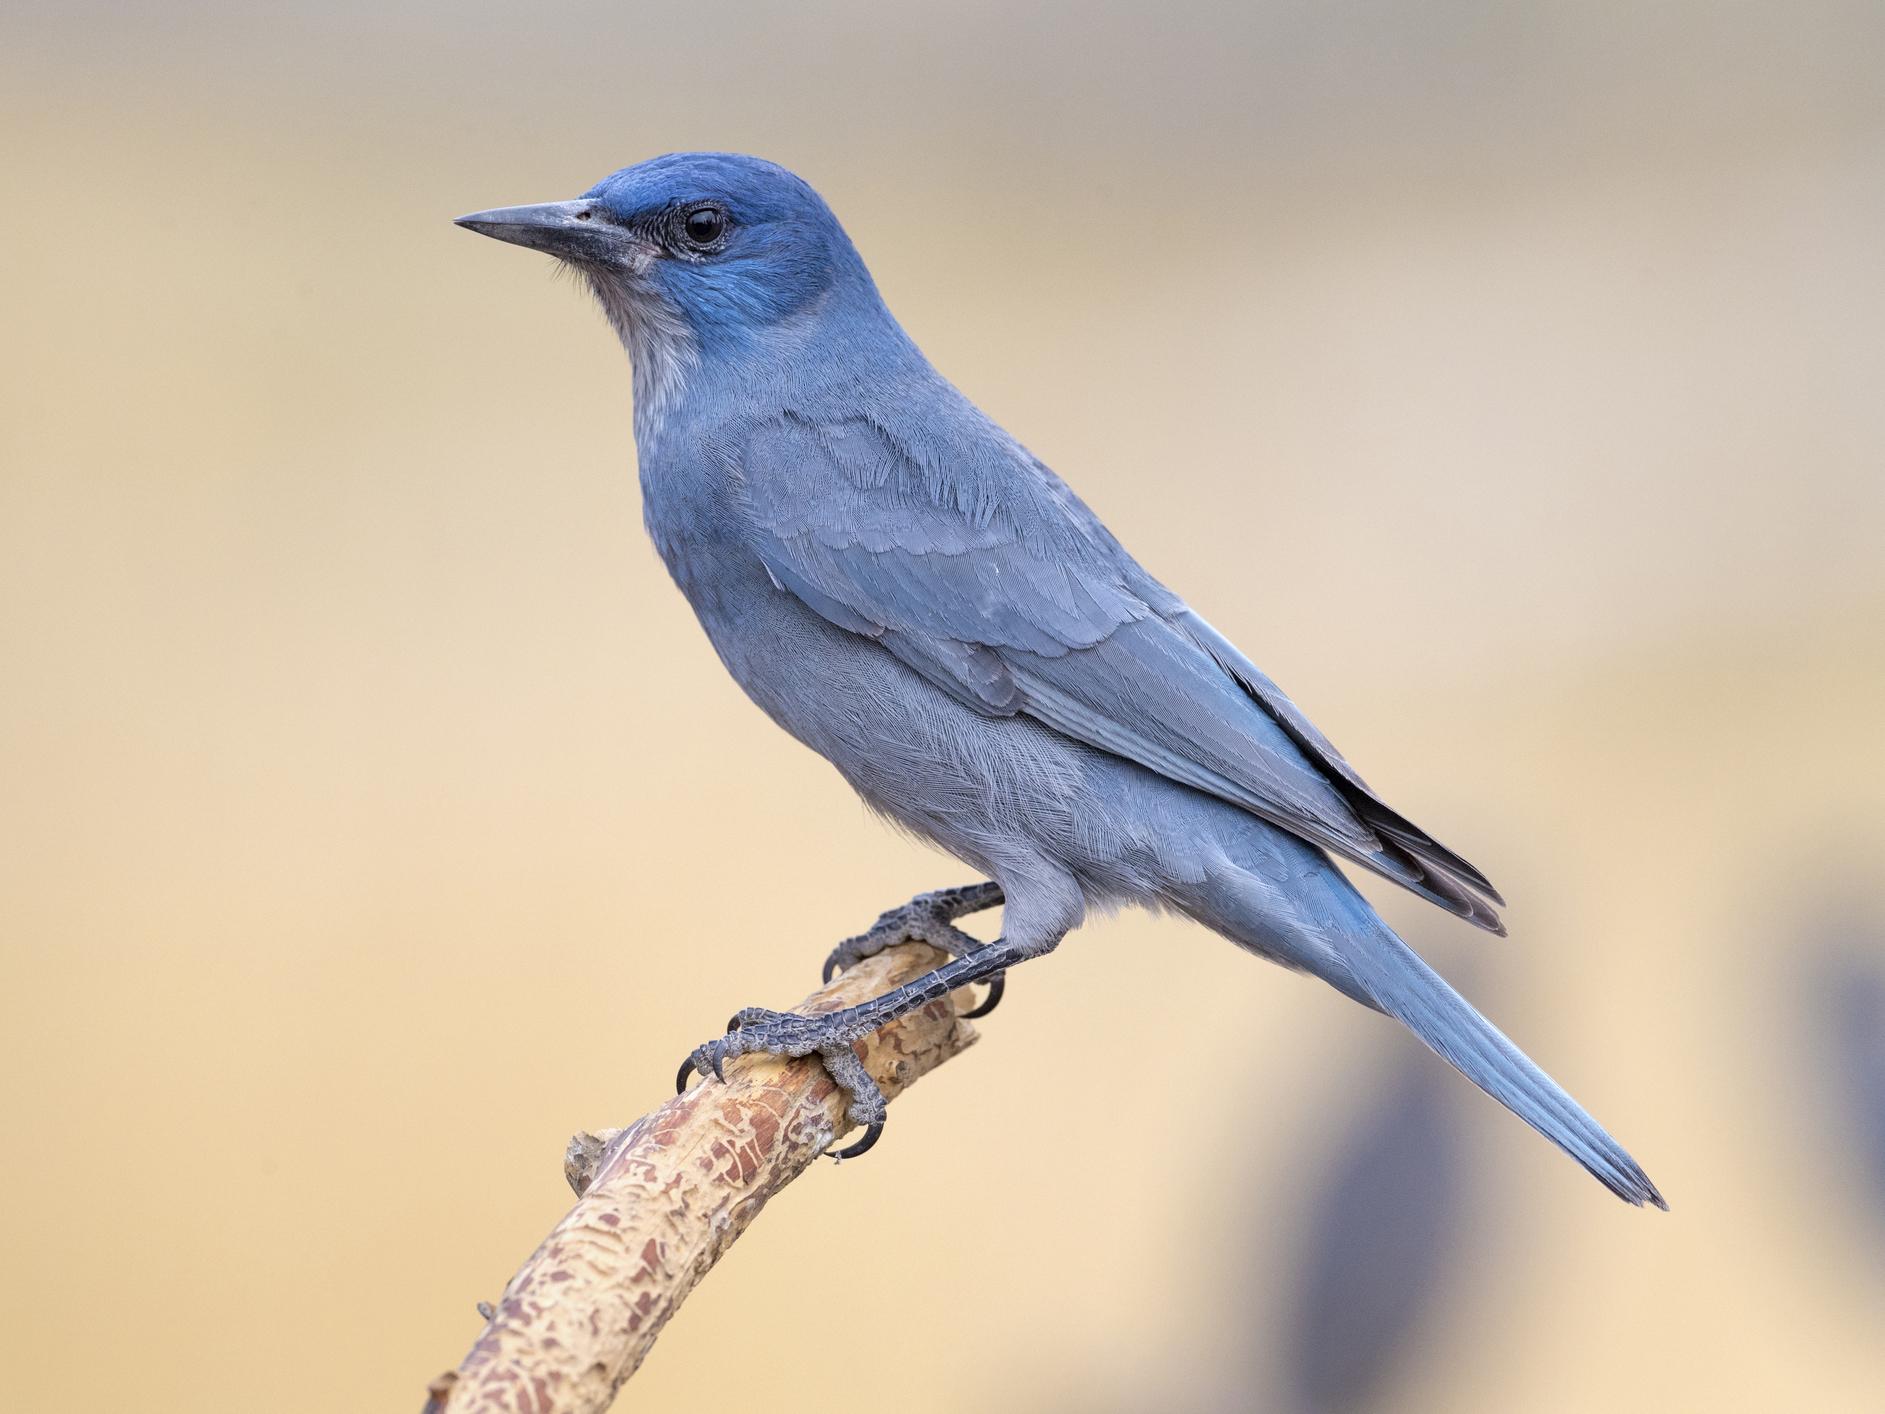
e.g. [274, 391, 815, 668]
[737, 410, 1503, 931]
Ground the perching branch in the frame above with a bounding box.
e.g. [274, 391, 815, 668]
[424, 942, 981, 1414]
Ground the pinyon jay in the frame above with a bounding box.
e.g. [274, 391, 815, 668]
[457, 152, 1663, 1206]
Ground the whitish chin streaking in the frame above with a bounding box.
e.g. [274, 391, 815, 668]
[580, 263, 698, 445]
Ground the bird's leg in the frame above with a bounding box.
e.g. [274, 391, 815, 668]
[677, 935, 1033, 1160]
[823, 881, 1007, 1017]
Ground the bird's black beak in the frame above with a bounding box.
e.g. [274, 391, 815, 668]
[454, 200, 644, 262]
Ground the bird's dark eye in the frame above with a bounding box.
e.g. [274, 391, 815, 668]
[679, 204, 729, 250]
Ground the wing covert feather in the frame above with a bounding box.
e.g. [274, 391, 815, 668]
[736, 410, 1503, 930]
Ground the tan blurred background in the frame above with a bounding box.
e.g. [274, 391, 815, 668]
[4, 2, 1883, 1410]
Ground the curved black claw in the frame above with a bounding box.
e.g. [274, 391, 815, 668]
[822, 930, 884, 983]
[675, 1037, 729, 1093]
[827, 1119, 884, 1162]
[960, 971, 1005, 1019]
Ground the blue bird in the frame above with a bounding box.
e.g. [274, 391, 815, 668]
[457, 153, 1663, 1205]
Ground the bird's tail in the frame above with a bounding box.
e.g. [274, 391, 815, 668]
[1328, 920, 1666, 1208]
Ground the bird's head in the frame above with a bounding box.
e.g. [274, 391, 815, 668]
[457, 153, 878, 428]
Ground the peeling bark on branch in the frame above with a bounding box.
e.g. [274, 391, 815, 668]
[425, 943, 980, 1414]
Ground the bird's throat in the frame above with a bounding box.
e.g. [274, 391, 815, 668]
[582, 267, 699, 445]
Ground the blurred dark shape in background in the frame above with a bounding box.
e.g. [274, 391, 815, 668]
[1268, 1027, 1472, 1413]
[1067, 961, 1482, 1414]
[1805, 909, 1885, 1230]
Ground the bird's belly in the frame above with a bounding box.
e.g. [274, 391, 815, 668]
[684, 571, 1226, 899]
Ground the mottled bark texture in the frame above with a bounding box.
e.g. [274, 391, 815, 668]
[425, 943, 979, 1414]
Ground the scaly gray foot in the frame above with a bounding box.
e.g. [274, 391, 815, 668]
[677, 935, 1024, 1159]
[823, 882, 1007, 1017]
